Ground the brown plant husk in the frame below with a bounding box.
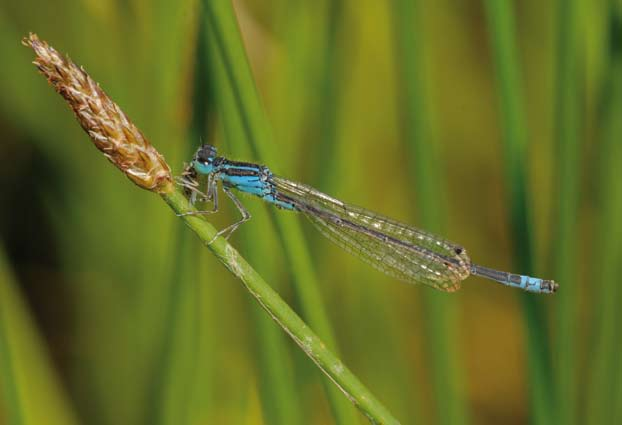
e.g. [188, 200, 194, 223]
[23, 33, 173, 193]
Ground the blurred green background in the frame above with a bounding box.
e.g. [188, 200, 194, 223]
[1, 0, 620, 424]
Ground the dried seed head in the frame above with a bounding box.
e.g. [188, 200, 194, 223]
[23, 33, 173, 193]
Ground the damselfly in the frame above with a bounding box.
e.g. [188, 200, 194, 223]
[178, 145, 558, 294]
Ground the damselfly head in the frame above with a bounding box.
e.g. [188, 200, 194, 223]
[195, 144, 217, 164]
[193, 144, 218, 174]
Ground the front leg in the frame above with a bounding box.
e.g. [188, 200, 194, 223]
[177, 175, 220, 217]
[176, 169, 209, 204]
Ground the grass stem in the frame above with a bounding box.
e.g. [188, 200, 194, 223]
[162, 189, 400, 425]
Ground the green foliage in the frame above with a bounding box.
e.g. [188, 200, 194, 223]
[0, 245, 78, 425]
[1, 1, 619, 424]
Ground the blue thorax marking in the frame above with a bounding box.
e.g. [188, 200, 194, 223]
[219, 161, 270, 196]
[193, 157, 296, 209]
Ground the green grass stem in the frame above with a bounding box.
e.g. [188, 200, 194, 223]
[483, 2, 554, 424]
[552, 1, 581, 423]
[162, 189, 400, 425]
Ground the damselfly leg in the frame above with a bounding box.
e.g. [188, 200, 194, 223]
[176, 171, 220, 217]
[207, 185, 251, 244]
[176, 171, 251, 244]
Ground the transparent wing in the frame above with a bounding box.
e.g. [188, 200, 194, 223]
[272, 176, 471, 292]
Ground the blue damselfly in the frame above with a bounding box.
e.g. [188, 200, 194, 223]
[178, 145, 557, 294]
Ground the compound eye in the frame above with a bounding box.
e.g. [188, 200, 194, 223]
[196, 151, 211, 164]
[196, 145, 217, 164]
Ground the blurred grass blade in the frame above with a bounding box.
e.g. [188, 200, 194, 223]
[146, 17, 213, 425]
[308, 0, 344, 189]
[552, 1, 581, 423]
[391, 1, 467, 424]
[586, 4, 622, 423]
[483, 2, 554, 424]
[203, 20, 305, 424]
[0, 244, 79, 425]
[0, 249, 24, 425]
[147, 230, 201, 425]
[200, 1, 361, 422]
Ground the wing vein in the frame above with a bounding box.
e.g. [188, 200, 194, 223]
[271, 176, 471, 291]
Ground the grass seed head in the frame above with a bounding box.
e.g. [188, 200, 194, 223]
[23, 33, 173, 193]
